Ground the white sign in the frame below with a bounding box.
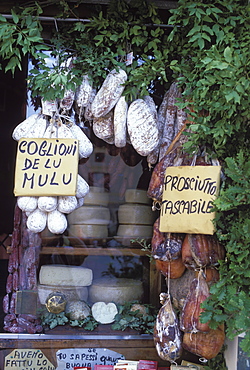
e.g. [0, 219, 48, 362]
[56, 348, 125, 370]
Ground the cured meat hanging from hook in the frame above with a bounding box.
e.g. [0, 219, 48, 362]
[183, 324, 225, 360]
[151, 218, 186, 279]
[182, 233, 226, 270]
[180, 270, 210, 333]
[154, 293, 182, 363]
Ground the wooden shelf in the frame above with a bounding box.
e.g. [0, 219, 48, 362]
[40, 246, 149, 256]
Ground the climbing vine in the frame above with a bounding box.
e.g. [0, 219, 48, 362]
[0, 0, 250, 360]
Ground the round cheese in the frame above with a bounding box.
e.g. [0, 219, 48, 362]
[68, 206, 110, 225]
[91, 302, 118, 324]
[117, 224, 153, 238]
[89, 278, 143, 304]
[39, 264, 93, 287]
[125, 189, 151, 205]
[118, 204, 155, 225]
[84, 187, 109, 206]
[68, 224, 108, 238]
[38, 284, 88, 305]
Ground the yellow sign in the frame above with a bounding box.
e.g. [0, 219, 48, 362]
[159, 165, 221, 235]
[4, 349, 55, 370]
[14, 138, 78, 196]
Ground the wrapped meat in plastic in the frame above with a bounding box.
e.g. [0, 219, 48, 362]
[183, 324, 225, 360]
[180, 270, 210, 333]
[182, 234, 226, 270]
[154, 293, 182, 362]
[151, 218, 185, 278]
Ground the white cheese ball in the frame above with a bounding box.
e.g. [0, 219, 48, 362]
[91, 302, 118, 324]
[38, 196, 58, 212]
[58, 196, 78, 214]
[27, 208, 47, 233]
[76, 175, 89, 199]
[47, 210, 67, 234]
[17, 196, 38, 213]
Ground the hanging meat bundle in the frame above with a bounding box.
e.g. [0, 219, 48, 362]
[154, 293, 182, 363]
[151, 218, 186, 279]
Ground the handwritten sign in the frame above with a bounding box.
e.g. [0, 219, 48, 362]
[56, 348, 125, 370]
[4, 349, 55, 370]
[159, 165, 221, 235]
[14, 138, 78, 196]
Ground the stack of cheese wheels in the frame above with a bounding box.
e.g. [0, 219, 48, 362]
[117, 189, 155, 238]
[67, 187, 110, 238]
[38, 264, 93, 305]
[89, 277, 144, 304]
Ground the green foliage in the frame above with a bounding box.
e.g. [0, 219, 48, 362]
[111, 301, 158, 334]
[0, 4, 49, 74]
[166, 1, 250, 356]
[39, 301, 157, 333]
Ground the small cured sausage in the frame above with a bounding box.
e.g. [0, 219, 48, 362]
[154, 293, 182, 362]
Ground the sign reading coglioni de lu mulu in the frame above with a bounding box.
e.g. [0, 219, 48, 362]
[14, 138, 78, 196]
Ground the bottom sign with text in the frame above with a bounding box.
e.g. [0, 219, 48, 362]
[56, 348, 125, 370]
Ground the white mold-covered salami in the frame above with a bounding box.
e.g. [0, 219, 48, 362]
[12, 114, 47, 141]
[58, 195, 78, 214]
[127, 99, 159, 156]
[75, 75, 93, 109]
[41, 99, 58, 116]
[143, 95, 157, 121]
[114, 96, 128, 148]
[44, 122, 75, 139]
[76, 174, 89, 199]
[84, 88, 96, 121]
[38, 196, 58, 212]
[93, 110, 114, 144]
[91, 68, 127, 118]
[27, 208, 47, 233]
[147, 91, 169, 165]
[47, 209, 67, 234]
[60, 89, 75, 111]
[70, 123, 93, 159]
[17, 196, 38, 213]
[24, 114, 48, 138]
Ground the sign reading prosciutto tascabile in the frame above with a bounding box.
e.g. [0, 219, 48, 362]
[14, 138, 78, 196]
[159, 165, 221, 235]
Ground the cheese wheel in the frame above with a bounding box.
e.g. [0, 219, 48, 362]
[39, 264, 93, 287]
[68, 206, 110, 225]
[124, 189, 151, 205]
[118, 204, 155, 225]
[117, 224, 153, 238]
[37, 284, 88, 305]
[89, 278, 143, 304]
[84, 187, 109, 206]
[68, 224, 108, 238]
